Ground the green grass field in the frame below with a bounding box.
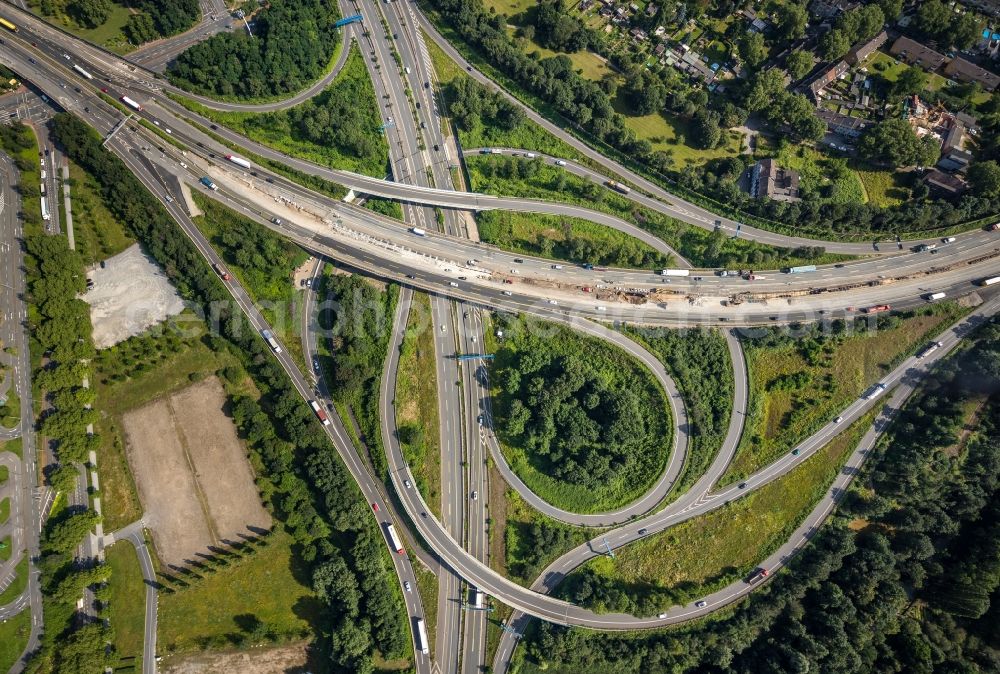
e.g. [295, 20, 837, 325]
[577, 408, 877, 608]
[1, 438, 22, 460]
[0, 465, 7, 484]
[106, 541, 147, 669]
[773, 142, 866, 205]
[856, 168, 911, 208]
[0, 608, 31, 673]
[0, 557, 28, 605]
[412, 561, 438, 653]
[395, 291, 442, 518]
[179, 46, 389, 177]
[477, 209, 668, 267]
[27, 0, 138, 53]
[621, 104, 743, 168]
[491, 318, 671, 513]
[0, 497, 8, 524]
[67, 159, 136, 266]
[0, 535, 11, 562]
[424, 33, 587, 161]
[158, 530, 320, 654]
[0, 383, 18, 427]
[465, 156, 853, 268]
[724, 305, 968, 484]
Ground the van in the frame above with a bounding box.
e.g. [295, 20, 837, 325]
[551, 264, 563, 270]
[942, 236, 956, 243]
[405, 66, 411, 74]
[526, 152, 537, 158]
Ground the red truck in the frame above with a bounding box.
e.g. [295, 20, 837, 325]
[213, 263, 231, 281]
[861, 304, 891, 314]
[746, 567, 769, 584]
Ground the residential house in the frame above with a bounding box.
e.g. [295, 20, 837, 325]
[816, 108, 870, 138]
[807, 60, 849, 99]
[630, 27, 648, 42]
[628, 2, 639, 12]
[924, 169, 968, 196]
[679, 50, 716, 83]
[846, 30, 888, 66]
[645, 3, 657, 17]
[750, 158, 801, 202]
[889, 37, 946, 70]
[938, 123, 974, 172]
[654, 43, 666, 57]
[944, 56, 1000, 91]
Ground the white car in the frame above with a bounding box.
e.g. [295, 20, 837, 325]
[596, 306, 606, 311]
[404, 479, 412, 489]
[942, 236, 956, 243]
[834, 416, 843, 424]
[548, 299, 558, 305]
[502, 290, 513, 296]
[471, 491, 478, 500]
[404, 581, 412, 592]
[657, 613, 667, 619]
[695, 600, 707, 608]
[449, 281, 459, 287]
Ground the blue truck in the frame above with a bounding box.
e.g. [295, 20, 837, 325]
[783, 264, 817, 274]
[200, 176, 218, 191]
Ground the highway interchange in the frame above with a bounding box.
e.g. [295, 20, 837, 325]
[1, 2, 1000, 673]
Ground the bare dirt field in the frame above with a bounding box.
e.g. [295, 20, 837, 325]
[84, 243, 185, 349]
[160, 642, 310, 674]
[122, 377, 271, 568]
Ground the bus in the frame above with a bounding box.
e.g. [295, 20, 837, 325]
[385, 523, 404, 555]
[415, 619, 429, 655]
[980, 276, 1000, 286]
[0, 17, 17, 32]
[72, 64, 94, 80]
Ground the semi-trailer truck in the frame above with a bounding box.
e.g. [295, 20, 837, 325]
[863, 383, 887, 400]
[261, 329, 281, 353]
[309, 400, 331, 426]
[385, 523, 404, 554]
[981, 276, 1000, 286]
[660, 269, 690, 277]
[415, 619, 429, 655]
[200, 176, 218, 191]
[605, 180, 631, 195]
[212, 263, 231, 281]
[861, 304, 891, 314]
[784, 264, 817, 274]
[226, 154, 251, 169]
[917, 341, 943, 359]
[72, 64, 94, 80]
[120, 95, 142, 111]
[746, 568, 769, 584]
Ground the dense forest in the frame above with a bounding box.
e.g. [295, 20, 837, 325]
[491, 313, 667, 493]
[36, 0, 199, 45]
[519, 318, 1000, 673]
[167, 0, 340, 99]
[50, 113, 408, 672]
[430, 0, 1000, 237]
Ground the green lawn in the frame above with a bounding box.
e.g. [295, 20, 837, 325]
[177, 45, 390, 178]
[0, 465, 7, 484]
[477, 209, 669, 268]
[0, 535, 11, 562]
[619, 103, 743, 168]
[0, 498, 8, 524]
[0, 557, 28, 605]
[773, 142, 866, 205]
[465, 156, 853, 269]
[0, 383, 19, 427]
[106, 541, 147, 669]
[158, 530, 321, 654]
[490, 317, 671, 513]
[412, 561, 438, 653]
[0, 608, 31, 673]
[856, 168, 911, 208]
[425, 33, 587, 161]
[485, 0, 536, 19]
[576, 408, 877, 609]
[395, 291, 443, 518]
[1, 438, 22, 460]
[67, 159, 136, 266]
[27, 0, 138, 53]
[724, 304, 968, 484]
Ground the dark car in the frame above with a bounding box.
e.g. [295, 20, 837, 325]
[738, 482, 747, 489]
[638, 528, 647, 535]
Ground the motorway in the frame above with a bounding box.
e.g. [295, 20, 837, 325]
[5, 4, 1000, 671]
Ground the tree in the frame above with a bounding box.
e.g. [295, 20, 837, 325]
[623, 70, 666, 116]
[819, 28, 851, 61]
[951, 12, 985, 50]
[785, 50, 814, 80]
[776, 3, 809, 41]
[533, 0, 590, 52]
[70, 0, 111, 28]
[691, 109, 722, 149]
[916, 0, 953, 43]
[739, 31, 768, 67]
[891, 65, 929, 98]
[858, 119, 940, 167]
[968, 160, 1000, 196]
[877, 0, 903, 20]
